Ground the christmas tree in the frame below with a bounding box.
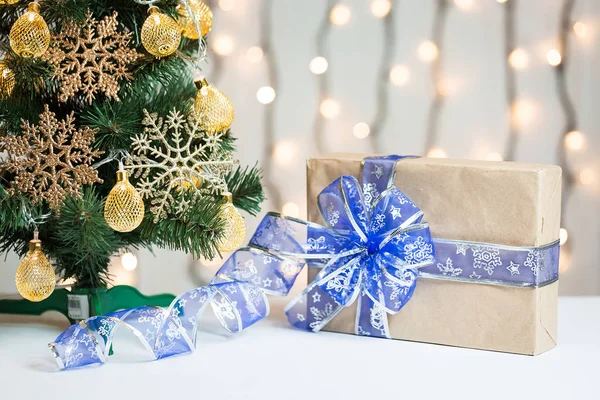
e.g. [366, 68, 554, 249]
[0, 0, 263, 308]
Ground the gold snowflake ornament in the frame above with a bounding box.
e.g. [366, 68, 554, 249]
[126, 109, 236, 222]
[0, 105, 103, 210]
[43, 11, 139, 104]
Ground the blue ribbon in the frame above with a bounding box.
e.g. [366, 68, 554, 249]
[49, 248, 304, 370]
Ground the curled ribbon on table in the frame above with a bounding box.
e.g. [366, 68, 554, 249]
[241, 156, 436, 339]
[49, 253, 303, 370]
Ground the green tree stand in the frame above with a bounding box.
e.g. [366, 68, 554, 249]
[0, 285, 175, 325]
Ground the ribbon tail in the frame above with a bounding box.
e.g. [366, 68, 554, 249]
[285, 280, 346, 332]
[355, 291, 391, 339]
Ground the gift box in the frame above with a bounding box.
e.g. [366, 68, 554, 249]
[303, 153, 561, 355]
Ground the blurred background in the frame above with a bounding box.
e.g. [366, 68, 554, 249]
[0, 0, 598, 297]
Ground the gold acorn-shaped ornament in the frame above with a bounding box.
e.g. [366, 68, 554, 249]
[104, 167, 145, 232]
[218, 192, 246, 253]
[0, 61, 16, 98]
[194, 78, 235, 133]
[9, 2, 50, 58]
[141, 6, 182, 58]
[15, 232, 56, 302]
[177, 0, 213, 40]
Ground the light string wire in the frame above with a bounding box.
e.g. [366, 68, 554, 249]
[502, 0, 519, 161]
[368, 0, 396, 153]
[554, 0, 577, 251]
[260, 0, 283, 212]
[313, 0, 336, 155]
[423, 0, 449, 155]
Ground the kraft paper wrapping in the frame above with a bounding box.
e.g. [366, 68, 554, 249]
[306, 154, 562, 355]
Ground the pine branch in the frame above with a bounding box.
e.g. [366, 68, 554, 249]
[226, 164, 265, 216]
[50, 188, 124, 288]
[136, 194, 226, 260]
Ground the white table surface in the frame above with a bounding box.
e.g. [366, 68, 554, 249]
[0, 296, 598, 400]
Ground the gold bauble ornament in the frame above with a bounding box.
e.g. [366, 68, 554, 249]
[141, 6, 182, 58]
[193, 78, 235, 133]
[15, 232, 55, 302]
[9, 2, 50, 58]
[0, 61, 16, 98]
[104, 168, 145, 232]
[218, 192, 246, 253]
[177, 0, 213, 40]
[0, 0, 22, 4]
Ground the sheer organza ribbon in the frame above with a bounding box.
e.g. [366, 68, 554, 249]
[49, 249, 303, 370]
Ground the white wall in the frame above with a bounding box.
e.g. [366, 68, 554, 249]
[0, 0, 597, 298]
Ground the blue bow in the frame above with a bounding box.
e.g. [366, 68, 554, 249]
[246, 156, 435, 338]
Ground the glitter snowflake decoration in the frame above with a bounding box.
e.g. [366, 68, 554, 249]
[43, 11, 139, 104]
[126, 108, 236, 222]
[0, 105, 103, 210]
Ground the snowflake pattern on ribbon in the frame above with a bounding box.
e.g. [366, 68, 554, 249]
[472, 245, 502, 275]
[437, 257, 463, 277]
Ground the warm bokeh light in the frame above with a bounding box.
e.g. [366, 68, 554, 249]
[320, 98, 341, 119]
[256, 86, 276, 104]
[573, 21, 588, 39]
[353, 122, 370, 139]
[246, 46, 264, 63]
[370, 0, 392, 18]
[389, 64, 410, 86]
[546, 49, 562, 66]
[509, 48, 529, 70]
[282, 202, 300, 218]
[438, 78, 459, 97]
[559, 228, 569, 246]
[496, 0, 508, 3]
[330, 4, 351, 26]
[121, 252, 138, 272]
[219, 0, 235, 11]
[564, 130, 585, 151]
[511, 99, 537, 128]
[454, 0, 474, 11]
[559, 249, 571, 273]
[486, 152, 503, 161]
[579, 168, 594, 185]
[418, 40, 438, 62]
[310, 56, 329, 75]
[427, 147, 447, 158]
[273, 141, 297, 167]
[213, 34, 235, 56]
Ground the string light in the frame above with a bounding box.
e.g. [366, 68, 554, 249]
[213, 34, 235, 56]
[282, 202, 300, 218]
[486, 152, 503, 161]
[256, 86, 276, 104]
[438, 78, 459, 97]
[559, 228, 569, 246]
[546, 49, 562, 66]
[564, 130, 585, 151]
[219, 0, 235, 11]
[453, 0, 474, 12]
[573, 21, 588, 39]
[508, 48, 529, 70]
[320, 98, 341, 119]
[309, 56, 329, 75]
[389, 64, 410, 86]
[370, 0, 391, 18]
[121, 252, 138, 272]
[246, 46, 264, 63]
[353, 122, 370, 139]
[418, 40, 438, 62]
[273, 141, 297, 167]
[579, 168, 594, 185]
[511, 99, 537, 128]
[427, 147, 447, 158]
[330, 4, 351, 26]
